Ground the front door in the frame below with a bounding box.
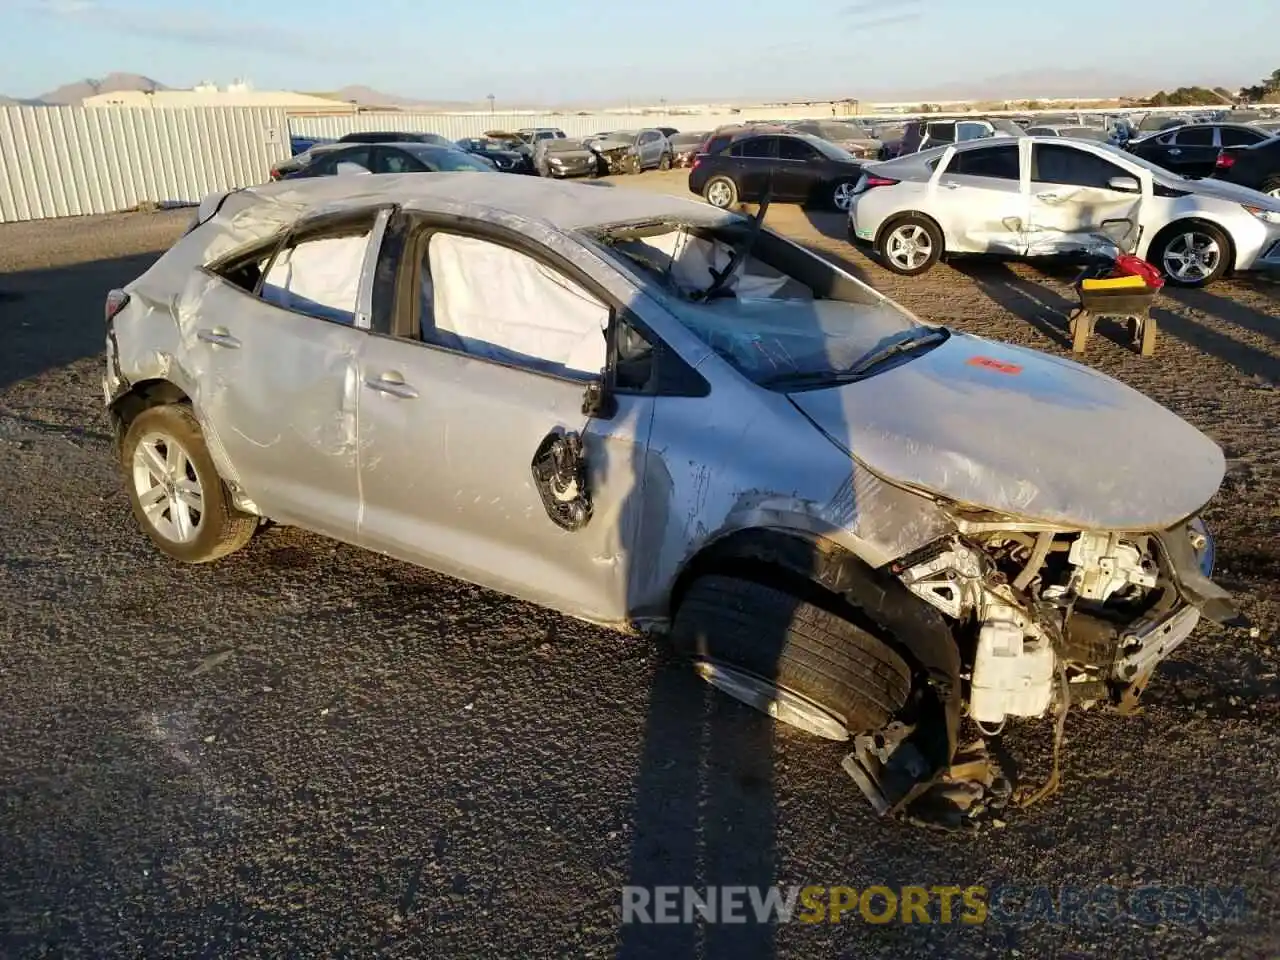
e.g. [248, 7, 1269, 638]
[731, 135, 779, 201]
[1025, 142, 1144, 257]
[1162, 126, 1219, 177]
[355, 225, 655, 625]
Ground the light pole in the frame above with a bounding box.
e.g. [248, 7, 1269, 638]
[487, 93, 495, 116]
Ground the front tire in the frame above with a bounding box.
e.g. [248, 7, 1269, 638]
[121, 404, 258, 563]
[876, 215, 943, 276]
[672, 575, 913, 740]
[1150, 222, 1230, 287]
[703, 176, 738, 209]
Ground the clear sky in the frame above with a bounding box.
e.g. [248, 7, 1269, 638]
[5, 0, 1278, 103]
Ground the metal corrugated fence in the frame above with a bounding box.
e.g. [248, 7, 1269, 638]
[0, 106, 292, 223]
[286, 112, 726, 141]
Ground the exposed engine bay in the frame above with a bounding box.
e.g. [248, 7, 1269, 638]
[845, 515, 1237, 828]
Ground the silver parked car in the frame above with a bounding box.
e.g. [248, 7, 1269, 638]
[848, 135, 1280, 285]
[105, 174, 1237, 815]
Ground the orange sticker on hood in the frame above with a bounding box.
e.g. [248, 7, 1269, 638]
[967, 356, 1023, 375]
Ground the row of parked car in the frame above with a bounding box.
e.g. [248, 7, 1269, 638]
[678, 112, 1280, 287]
[273, 126, 715, 183]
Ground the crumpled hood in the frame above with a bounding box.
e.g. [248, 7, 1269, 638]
[589, 139, 634, 153]
[788, 332, 1225, 530]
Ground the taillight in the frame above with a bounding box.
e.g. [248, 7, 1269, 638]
[864, 176, 899, 188]
[1215, 151, 1235, 170]
[105, 289, 130, 324]
[692, 155, 703, 170]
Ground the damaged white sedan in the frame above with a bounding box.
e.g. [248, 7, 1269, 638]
[104, 174, 1242, 820]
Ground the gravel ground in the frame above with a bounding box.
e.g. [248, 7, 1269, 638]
[1, 177, 1277, 959]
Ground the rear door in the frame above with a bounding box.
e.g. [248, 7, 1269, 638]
[929, 141, 1028, 255]
[186, 207, 390, 540]
[1025, 142, 1144, 256]
[729, 136, 779, 200]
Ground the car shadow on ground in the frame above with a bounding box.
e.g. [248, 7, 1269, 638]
[0, 252, 163, 391]
[948, 262, 1075, 348]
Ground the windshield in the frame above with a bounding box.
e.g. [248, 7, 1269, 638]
[670, 132, 707, 146]
[1095, 142, 1185, 181]
[407, 146, 494, 172]
[593, 224, 925, 386]
[603, 131, 638, 144]
[546, 139, 586, 152]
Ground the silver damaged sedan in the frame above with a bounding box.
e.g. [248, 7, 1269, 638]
[104, 174, 1241, 818]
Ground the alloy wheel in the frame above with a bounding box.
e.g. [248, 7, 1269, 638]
[131, 431, 204, 543]
[1161, 231, 1221, 283]
[886, 224, 933, 270]
[832, 181, 856, 211]
[706, 180, 734, 208]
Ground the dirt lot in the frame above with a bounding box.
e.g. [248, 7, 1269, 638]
[1, 173, 1278, 959]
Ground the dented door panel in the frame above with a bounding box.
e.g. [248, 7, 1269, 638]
[176, 278, 365, 541]
[355, 337, 655, 625]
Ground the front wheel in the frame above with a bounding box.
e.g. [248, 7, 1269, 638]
[121, 404, 258, 563]
[1260, 176, 1280, 199]
[876, 215, 943, 276]
[703, 176, 738, 209]
[1151, 222, 1229, 287]
[672, 575, 913, 740]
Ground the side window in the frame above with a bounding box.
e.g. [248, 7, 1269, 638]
[736, 137, 777, 159]
[1175, 126, 1213, 146]
[779, 138, 818, 161]
[1220, 127, 1264, 146]
[378, 148, 420, 174]
[423, 233, 609, 379]
[926, 122, 956, 143]
[614, 320, 655, 393]
[1031, 143, 1125, 188]
[956, 121, 992, 142]
[705, 134, 734, 155]
[949, 142, 1020, 180]
[210, 241, 280, 294]
[259, 223, 375, 325]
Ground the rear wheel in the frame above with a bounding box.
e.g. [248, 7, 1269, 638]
[1261, 176, 1280, 199]
[703, 176, 738, 209]
[672, 575, 913, 740]
[876, 215, 943, 276]
[122, 404, 258, 563]
[830, 179, 857, 212]
[658, 153, 672, 171]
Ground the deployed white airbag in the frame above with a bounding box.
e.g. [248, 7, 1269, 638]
[630, 231, 808, 299]
[429, 233, 608, 376]
[262, 233, 371, 324]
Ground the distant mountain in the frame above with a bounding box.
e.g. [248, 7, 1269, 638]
[331, 84, 486, 110]
[36, 73, 167, 106]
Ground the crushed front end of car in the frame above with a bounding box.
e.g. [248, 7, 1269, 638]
[845, 507, 1241, 824]
[588, 138, 641, 175]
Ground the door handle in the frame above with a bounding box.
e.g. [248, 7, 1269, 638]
[1036, 191, 1063, 202]
[940, 181, 959, 189]
[364, 372, 419, 399]
[1167, 148, 1182, 156]
[196, 327, 241, 349]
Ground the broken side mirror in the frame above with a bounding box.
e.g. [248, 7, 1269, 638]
[581, 379, 617, 419]
[1107, 175, 1140, 193]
